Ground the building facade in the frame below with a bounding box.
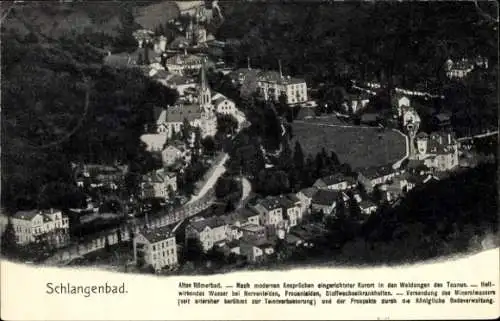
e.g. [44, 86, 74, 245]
[0, 209, 70, 246]
[133, 226, 178, 271]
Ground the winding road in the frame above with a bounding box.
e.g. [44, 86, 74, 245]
[187, 153, 229, 205]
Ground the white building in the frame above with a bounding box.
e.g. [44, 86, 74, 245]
[257, 70, 308, 106]
[251, 196, 285, 228]
[185, 216, 228, 252]
[415, 131, 459, 172]
[140, 168, 177, 200]
[134, 226, 178, 271]
[161, 142, 191, 167]
[0, 209, 69, 246]
[165, 52, 204, 75]
[211, 92, 236, 116]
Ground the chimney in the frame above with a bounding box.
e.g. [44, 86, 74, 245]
[247, 56, 251, 70]
[278, 59, 283, 79]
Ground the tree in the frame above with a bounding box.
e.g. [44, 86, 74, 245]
[181, 118, 192, 143]
[104, 237, 111, 252]
[1, 217, 17, 257]
[117, 229, 122, 243]
[185, 237, 205, 264]
[201, 136, 216, 155]
[293, 141, 305, 170]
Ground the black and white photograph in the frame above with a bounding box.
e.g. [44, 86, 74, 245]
[0, 0, 498, 319]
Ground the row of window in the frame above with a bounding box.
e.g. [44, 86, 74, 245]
[151, 239, 174, 251]
[152, 248, 175, 260]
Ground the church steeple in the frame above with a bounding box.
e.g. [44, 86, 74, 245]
[199, 58, 211, 110]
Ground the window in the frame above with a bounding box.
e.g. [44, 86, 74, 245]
[152, 245, 156, 251]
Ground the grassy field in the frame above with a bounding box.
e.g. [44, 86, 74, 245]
[291, 117, 406, 169]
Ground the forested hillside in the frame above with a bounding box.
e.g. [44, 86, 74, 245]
[217, 1, 498, 135]
[1, 26, 177, 212]
[338, 162, 498, 265]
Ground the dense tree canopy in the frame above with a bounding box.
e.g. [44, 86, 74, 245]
[1, 29, 177, 211]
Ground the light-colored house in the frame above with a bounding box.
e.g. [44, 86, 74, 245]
[161, 145, 183, 167]
[240, 238, 275, 264]
[239, 223, 267, 241]
[0, 209, 69, 246]
[185, 216, 228, 252]
[278, 194, 302, 228]
[356, 164, 399, 193]
[133, 226, 178, 271]
[165, 52, 204, 75]
[257, 70, 308, 106]
[313, 174, 357, 191]
[161, 142, 191, 167]
[251, 196, 284, 228]
[358, 200, 378, 215]
[140, 169, 177, 200]
[295, 187, 318, 216]
[311, 190, 338, 215]
[415, 131, 459, 172]
[211, 92, 236, 116]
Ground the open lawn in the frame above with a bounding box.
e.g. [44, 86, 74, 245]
[292, 117, 406, 168]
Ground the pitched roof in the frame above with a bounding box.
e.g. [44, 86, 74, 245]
[13, 210, 41, 221]
[357, 164, 395, 180]
[166, 53, 204, 66]
[319, 173, 356, 186]
[257, 196, 282, 211]
[311, 190, 339, 206]
[165, 74, 196, 86]
[139, 226, 174, 244]
[286, 193, 301, 203]
[359, 200, 377, 209]
[298, 187, 318, 198]
[190, 216, 227, 232]
[257, 70, 305, 85]
[168, 36, 190, 49]
[434, 113, 451, 122]
[143, 168, 176, 184]
[236, 207, 259, 219]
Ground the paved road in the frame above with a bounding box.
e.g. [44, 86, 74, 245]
[236, 176, 252, 209]
[187, 153, 229, 205]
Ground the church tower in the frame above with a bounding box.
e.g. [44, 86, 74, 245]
[199, 58, 212, 112]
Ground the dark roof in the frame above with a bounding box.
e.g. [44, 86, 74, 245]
[286, 193, 301, 204]
[140, 226, 174, 244]
[318, 173, 356, 186]
[359, 200, 377, 209]
[166, 104, 202, 123]
[257, 70, 306, 85]
[190, 216, 227, 232]
[311, 190, 339, 206]
[257, 196, 282, 211]
[434, 113, 451, 122]
[357, 164, 395, 180]
[13, 210, 41, 221]
[237, 208, 259, 219]
[277, 195, 295, 209]
[298, 187, 318, 198]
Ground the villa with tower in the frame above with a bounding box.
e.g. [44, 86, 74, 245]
[399, 96, 459, 172]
